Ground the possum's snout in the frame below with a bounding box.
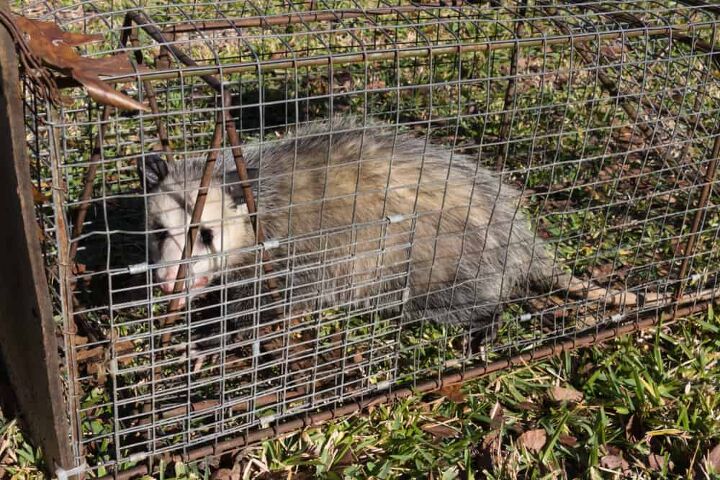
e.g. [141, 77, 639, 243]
[155, 265, 210, 308]
[156, 268, 210, 295]
[151, 234, 216, 298]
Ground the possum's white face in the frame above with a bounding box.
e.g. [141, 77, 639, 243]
[139, 155, 254, 302]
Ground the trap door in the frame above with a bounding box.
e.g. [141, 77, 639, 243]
[0, 0, 74, 471]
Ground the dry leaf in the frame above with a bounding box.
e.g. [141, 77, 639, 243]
[590, 263, 615, 281]
[212, 462, 241, 480]
[606, 445, 622, 456]
[334, 449, 357, 467]
[0, 438, 9, 462]
[518, 429, 547, 453]
[421, 423, 459, 439]
[559, 434, 578, 447]
[517, 401, 538, 411]
[548, 386, 584, 403]
[600, 454, 631, 473]
[474, 431, 500, 471]
[647, 453, 673, 471]
[31, 184, 49, 204]
[13, 15, 150, 111]
[437, 384, 466, 403]
[707, 443, 720, 473]
[417, 402, 432, 413]
[211, 468, 239, 480]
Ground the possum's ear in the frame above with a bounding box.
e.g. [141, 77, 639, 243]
[138, 154, 169, 191]
[225, 168, 259, 204]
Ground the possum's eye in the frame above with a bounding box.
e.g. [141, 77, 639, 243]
[200, 228, 214, 245]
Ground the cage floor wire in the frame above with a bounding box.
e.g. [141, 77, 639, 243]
[8, 0, 720, 477]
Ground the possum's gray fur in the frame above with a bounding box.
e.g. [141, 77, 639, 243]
[140, 118, 564, 333]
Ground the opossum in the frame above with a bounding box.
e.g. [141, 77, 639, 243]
[138, 118, 634, 335]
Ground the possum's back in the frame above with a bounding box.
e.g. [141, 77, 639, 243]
[241, 120, 552, 324]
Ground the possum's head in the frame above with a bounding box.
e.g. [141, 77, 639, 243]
[138, 154, 257, 298]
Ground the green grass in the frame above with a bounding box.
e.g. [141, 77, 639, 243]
[0, 416, 45, 479]
[3, 307, 720, 479]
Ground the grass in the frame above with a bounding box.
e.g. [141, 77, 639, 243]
[0, 417, 45, 479]
[3, 307, 720, 479]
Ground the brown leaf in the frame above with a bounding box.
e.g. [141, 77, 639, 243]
[86, 361, 107, 385]
[334, 449, 357, 467]
[0, 438, 10, 463]
[417, 402, 432, 413]
[518, 429, 547, 453]
[606, 445, 622, 456]
[13, 15, 150, 112]
[600, 454, 631, 473]
[211, 468, 239, 480]
[647, 453, 673, 471]
[559, 434, 578, 447]
[600, 43, 625, 60]
[548, 386, 584, 403]
[31, 184, 49, 204]
[437, 384, 466, 403]
[707, 443, 720, 473]
[590, 263, 615, 281]
[421, 423, 459, 440]
[517, 401, 538, 412]
[474, 431, 500, 471]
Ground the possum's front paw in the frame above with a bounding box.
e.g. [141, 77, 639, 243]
[468, 317, 501, 355]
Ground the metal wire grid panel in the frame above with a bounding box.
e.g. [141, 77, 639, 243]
[15, 0, 720, 476]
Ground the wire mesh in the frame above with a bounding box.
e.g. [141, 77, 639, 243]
[15, 0, 720, 476]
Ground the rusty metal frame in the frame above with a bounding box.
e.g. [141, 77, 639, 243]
[91, 23, 715, 85]
[0, 0, 73, 472]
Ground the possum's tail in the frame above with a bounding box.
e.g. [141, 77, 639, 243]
[527, 251, 685, 309]
[519, 226, 715, 310]
[553, 271, 640, 307]
[525, 244, 643, 308]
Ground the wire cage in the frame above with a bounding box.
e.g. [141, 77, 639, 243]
[3, 0, 720, 477]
